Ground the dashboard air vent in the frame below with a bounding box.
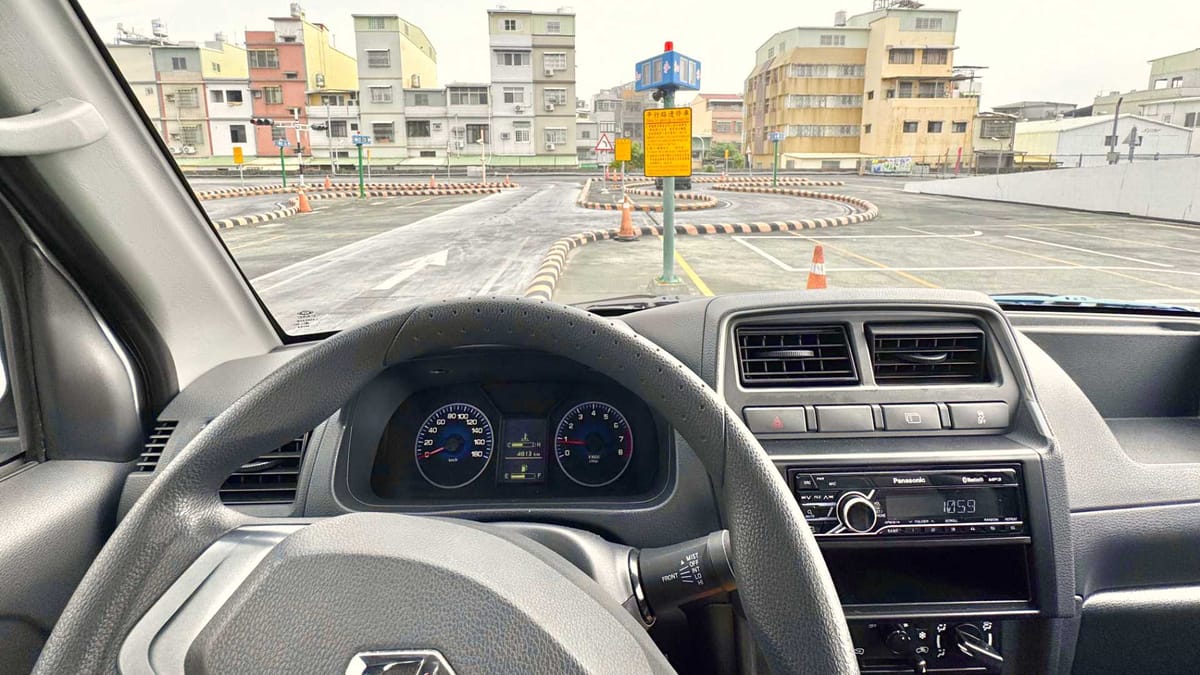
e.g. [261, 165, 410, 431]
[735, 324, 858, 387]
[869, 324, 988, 384]
[137, 420, 178, 472]
[219, 433, 310, 505]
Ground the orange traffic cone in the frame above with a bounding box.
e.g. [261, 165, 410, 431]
[323, 175, 331, 190]
[296, 191, 313, 214]
[806, 245, 827, 289]
[615, 196, 638, 242]
[504, 174, 512, 187]
[429, 174, 436, 188]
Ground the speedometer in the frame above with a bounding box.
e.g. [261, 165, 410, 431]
[414, 403, 494, 489]
[555, 402, 634, 487]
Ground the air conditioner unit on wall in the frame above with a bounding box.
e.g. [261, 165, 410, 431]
[514, 104, 524, 113]
[544, 103, 555, 112]
[500, 132, 511, 140]
[545, 143, 555, 150]
[432, 122, 442, 130]
[545, 68, 555, 77]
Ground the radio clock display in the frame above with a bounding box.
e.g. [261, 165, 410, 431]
[885, 488, 1013, 521]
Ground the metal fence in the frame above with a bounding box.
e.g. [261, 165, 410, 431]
[859, 152, 1200, 178]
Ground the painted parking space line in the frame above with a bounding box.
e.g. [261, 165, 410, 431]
[228, 234, 286, 251]
[823, 265, 1200, 274]
[735, 230, 983, 240]
[733, 237, 802, 272]
[395, 196, 438, 208]
[899, 225, 1200, 296]
[1021, 224, 1200, 255]
[1003, 235, 1173, 267]
[787, 231, 941, 289]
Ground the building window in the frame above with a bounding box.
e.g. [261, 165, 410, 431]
[413, 93, 429, 106]
[367, 50, 391, 68]
[546, 20, 561, 33]
[373, 123, 396, 143]
[210, 90, 224, 103]
[898, 82, 914, 98]
[227, 90, 243, 103]
[248, 49, 278, 69]
[979, 119, 1012, 138]
[449, 87, 488, 105]
[715, 121, 732, 133]
[786, 125, 858, 137]
[927, 121, 943, 133]
[367, 17, 386, 30]
[544, 88, 568, 106]
[503, 87, 525, 104]
[599, 122, 617, 133]
[789, 64, 864, 78]
[503, 19, 518, 31]
[767, 47, 775, 59]
[411, 74, 422, 88]
[735, 120, 743, 133]
[923, 49, 948, 65]
[952, 121, 968, 133]
[867, 90, 874, 100]
[171, 56, 187, 70]
[545, 128, 567, 144]
[330, 120, 347, 137]
[229, 125, 247, 143]
[1186, 112, 1198, 128]
[914, 17, 944, 31]
[543, 53, 567, 72]
[786, 94, 862, 108]
[580, 129, 592, 139]
[180, 125, 202, 144]
[406, 120, 430, 138]
[263, 86, 283, 104]
[594, 99, 615, 111]
[864, 124, 872, 134]
[496, 51, 529, 67]
[919, 82, 945, 98]
[514, 121, 531, 142]
[211, 62, 221, 73]
[466, 124, 490, 144]
[819, 34, 846, 46]
[1172, 77, 1184, 88]
[1153, 78, 1170, 90]
[369, 86, 394, 104]
[889, 49, 915, 64]
[175, 88, 199, 108]
[284, 72, 299, 80]
[1103, 135, 1119, 146]
[902, 121, 919, 133]
[271, 125, 286, 141]
[420, 150, 437, 157]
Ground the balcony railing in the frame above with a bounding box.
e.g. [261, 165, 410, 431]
[305, 105, 359, 118]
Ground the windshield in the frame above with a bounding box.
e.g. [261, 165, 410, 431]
[79, 0, 1200, 334]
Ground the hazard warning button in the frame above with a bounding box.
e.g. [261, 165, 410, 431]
[743, 407, 808, 434]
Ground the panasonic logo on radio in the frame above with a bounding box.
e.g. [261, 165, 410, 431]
[891, 477, 927, 485]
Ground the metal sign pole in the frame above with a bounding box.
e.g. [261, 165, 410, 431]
[772, 138, 779, 187]
[280, 145, 287, 188]
[356, 143, 365, 199]
[660, 88, 678, 284]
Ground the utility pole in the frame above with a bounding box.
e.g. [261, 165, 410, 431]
[327, 103, 336, 175]
[1108, 96, 1123, 165]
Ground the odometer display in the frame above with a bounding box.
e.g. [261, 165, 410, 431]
[414, 403, 494, 489]
[555, 402, 634, 487]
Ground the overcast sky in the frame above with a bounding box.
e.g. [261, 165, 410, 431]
[80, 0, 1198, 109]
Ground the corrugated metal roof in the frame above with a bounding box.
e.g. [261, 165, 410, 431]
[1015, 113, 1192, 133]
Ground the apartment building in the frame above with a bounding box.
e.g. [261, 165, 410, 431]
[688, 93, 744, 166]
[142, 39, 251, 159]
[345, 14, 439, 160]
[744, 4, 978, 169]
[488, 8, 576, 163]
[576, 110, 599, 164]
[246, 5, 357, 158]
[109, 46, 163, 127]
[1094, 49, 1200, 152]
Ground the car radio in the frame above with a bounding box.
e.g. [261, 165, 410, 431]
[787, 467, 1025, 537]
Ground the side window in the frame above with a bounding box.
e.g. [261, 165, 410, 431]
[0, 337, 18, 470]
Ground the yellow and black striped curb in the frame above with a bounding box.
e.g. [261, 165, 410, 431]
[575, 178, 719, 212]
[211, 197, 299, 230]
[195, 182, 519, 201]
[711, 184, 874, 211]
[525, 192, 880, 301]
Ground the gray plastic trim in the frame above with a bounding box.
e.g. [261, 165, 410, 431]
[0, 98, 107, 155]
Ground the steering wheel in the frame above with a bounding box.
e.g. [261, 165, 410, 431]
[33, 297, 857, 674]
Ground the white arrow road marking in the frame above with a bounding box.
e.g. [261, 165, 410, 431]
[371, 249, 450, 291]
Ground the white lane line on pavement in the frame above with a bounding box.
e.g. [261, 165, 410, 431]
[475, 236, 532, 295]
[1003, 235, 1172, 267]
[732, 237, 803, 272]
[735, 230, 982, 240]
[229, 234, 286, 251]
[824, 266, 1200, 274]
[396, 196, 437, 208]
[370, 201, 389, 206]
[371, 249, 450, 291]
[251, 193, 498, 291]
[1022, 225, 1200, 255]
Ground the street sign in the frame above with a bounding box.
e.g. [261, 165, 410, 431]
[352, 134, 372, 146]
[232, 146, 244, 164]
[594, 133, 614, 153]
[615, 138, 632, 162]
[274, 138, 290, 148]
[724, 148, 730, 160]
[643, 107, 692, 177]
[635, 45, 701, 92]
[768, 131, 785, 142]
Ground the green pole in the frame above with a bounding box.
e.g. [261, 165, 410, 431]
[356, 144, 365, 198]
[280, 146, 287, 188]
[772, 139, 779, 187]
[658, 88, 679, 284]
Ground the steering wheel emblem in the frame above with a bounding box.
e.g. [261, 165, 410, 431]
[346, 649, 456, 675]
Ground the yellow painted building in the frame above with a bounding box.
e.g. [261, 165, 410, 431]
[744, 6, 978, 170]
[286, 15, 358, 105]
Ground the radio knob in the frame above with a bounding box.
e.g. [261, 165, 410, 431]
[838, 492, 878, 533]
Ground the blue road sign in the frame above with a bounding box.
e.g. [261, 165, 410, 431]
[635, 45, 701, 92]
[274, 138, 290, 148]
[352, 134, 372, 146]
[768, 131, 785, 142]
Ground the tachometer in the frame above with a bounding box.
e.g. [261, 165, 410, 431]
[555, 402, 634, 487]
[414, 403, 494, 489]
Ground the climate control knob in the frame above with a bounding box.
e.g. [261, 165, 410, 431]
[838, 492, 878, 533]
